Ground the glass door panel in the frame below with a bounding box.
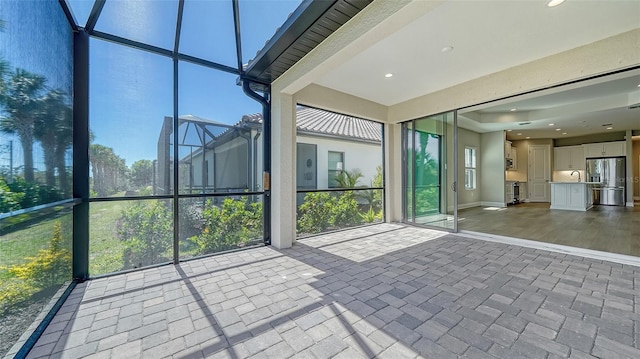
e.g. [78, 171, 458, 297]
[403, 112, 457, 231]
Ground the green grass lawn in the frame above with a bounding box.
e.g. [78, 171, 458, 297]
[0, 200, 128, 279]
[0, 212, 73, 281]
[89, 201, 128, 276]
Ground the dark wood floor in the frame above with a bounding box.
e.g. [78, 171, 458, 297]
[458, 202, 640, 257]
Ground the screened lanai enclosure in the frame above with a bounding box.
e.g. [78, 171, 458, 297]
[0, 0, 375, 356]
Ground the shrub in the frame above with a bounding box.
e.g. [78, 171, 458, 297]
[297, 191, 364, 235]
[0, 279, 34, 314]
[331, 191, 362, 228]
[1, 222, 71, 313]
[297, 192, 335, 234]
[190, 198, 262, 255]
[360, 207, 383, 223]
[0, 177, 23, 212]
[117, 201, 172, 268]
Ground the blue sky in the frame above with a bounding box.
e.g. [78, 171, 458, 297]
[87, 0, 301, 166]
[2, 0, 302, 168]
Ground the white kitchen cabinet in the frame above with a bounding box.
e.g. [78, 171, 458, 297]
[583, 141, 626, 158]
[508, 148, 517, 171]
[505, 141, 513, 158]
[550, 182, 594, 211]
[554, 146, 584, 170]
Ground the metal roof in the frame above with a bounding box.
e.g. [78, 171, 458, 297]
[234, 107, 382, 143]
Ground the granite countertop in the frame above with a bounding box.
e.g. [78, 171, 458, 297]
[549, 181, 600, 184]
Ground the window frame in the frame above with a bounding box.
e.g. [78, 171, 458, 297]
[327, 151, 345, 189]
[464, 146, 477, 190]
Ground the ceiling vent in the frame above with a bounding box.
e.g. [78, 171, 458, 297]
[629, 103, 640, 109]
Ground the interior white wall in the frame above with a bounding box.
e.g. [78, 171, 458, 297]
[626, 130, 634, 206]
[480, 131, 506, 206]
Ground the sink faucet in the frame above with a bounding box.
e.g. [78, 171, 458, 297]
[570, 170, 581, 182]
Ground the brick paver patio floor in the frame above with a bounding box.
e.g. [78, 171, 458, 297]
[25, 224, 640, 358]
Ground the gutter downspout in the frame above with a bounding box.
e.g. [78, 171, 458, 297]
[242, 80, 271, 245]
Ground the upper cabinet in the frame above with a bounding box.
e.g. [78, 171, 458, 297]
[505, 141, 517, 170]
[554, 146, 584, 170]
[583, 141, 626, 158]
[505, 141, 513, 158]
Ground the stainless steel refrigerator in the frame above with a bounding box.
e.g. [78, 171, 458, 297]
[586, 157, 626, 206]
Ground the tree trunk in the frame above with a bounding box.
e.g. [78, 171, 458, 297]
[41, 138, 56, 188]
[55, 146, 69, 196]
[19, 131, 35, 182]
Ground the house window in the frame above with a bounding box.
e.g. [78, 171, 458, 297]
[328, 151, 344, 188]
[465, 147, 477, 190]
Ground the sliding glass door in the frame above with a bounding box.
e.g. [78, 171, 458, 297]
[403, 112, 457, 231]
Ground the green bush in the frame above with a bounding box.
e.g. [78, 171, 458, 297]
[331, 191, 361, 228]
[0, 177, 23, 212]
[297, 191, 365, 235]
[297, 192, 335, 234]
[0, 222, 71, 314]
[117, 201, 172, 269]
[1, 177, 64, 211]
[190, 198, 262, 255]
[360, 207, 383, 223]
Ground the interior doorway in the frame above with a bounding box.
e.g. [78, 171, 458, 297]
[528, 144, 551, 202]
[402, 112, 457, 231]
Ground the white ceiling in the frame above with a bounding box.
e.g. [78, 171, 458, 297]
[311, 0, 640, 138]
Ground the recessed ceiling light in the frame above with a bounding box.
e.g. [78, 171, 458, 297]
[548, 123, 555, 126]
[555, 128, 561, 131]
[562, 132, 567, 135]
[637, 84, 640, 87]
[526, 137, 531, 139]
[510, 108, 517, 112]
[384, 73, 393, 78]
[517, 133, 522, 136]
[547, 0, 565, 7]
[606, 127, 614, 130]
[441, 46, 454, 53]
[507, 129, 513, 132]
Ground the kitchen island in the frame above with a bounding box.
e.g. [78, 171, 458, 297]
[549, 182, 597, 211]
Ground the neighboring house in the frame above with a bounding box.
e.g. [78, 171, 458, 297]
[156, 107, 382, 195]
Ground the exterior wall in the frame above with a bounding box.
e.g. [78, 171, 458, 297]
[296, 84, 388, 123]
[214, 138, 248, 190]
[297, 135, 382, 189]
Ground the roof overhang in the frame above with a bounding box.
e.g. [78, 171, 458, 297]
[243, 0, 373, 91]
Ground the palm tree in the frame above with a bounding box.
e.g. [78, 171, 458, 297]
[334, 169, 364, 189]
[54, 104, 72, 196]
[0, 68, 47, 183]
[34, 89, 72, 190]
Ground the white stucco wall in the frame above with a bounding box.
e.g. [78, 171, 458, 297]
[297, 135, 382, 189]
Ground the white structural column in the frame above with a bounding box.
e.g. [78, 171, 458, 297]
[270, 92, 296, 248]
[385, 123, 403, 222]
[626, 130, 634, 207]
